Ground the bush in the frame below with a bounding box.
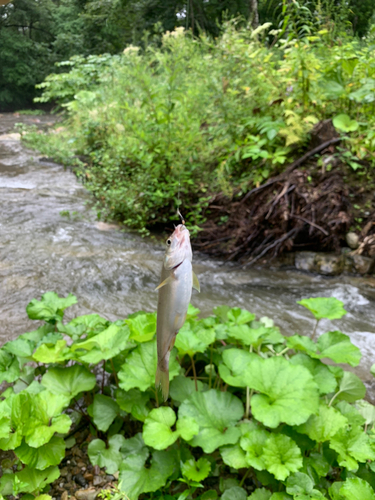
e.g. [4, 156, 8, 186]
[1, 292, 375, 499]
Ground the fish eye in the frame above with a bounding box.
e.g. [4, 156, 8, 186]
[166, 239, 171, 246]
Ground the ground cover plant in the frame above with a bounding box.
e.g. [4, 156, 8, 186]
[1, 292, 375, 499]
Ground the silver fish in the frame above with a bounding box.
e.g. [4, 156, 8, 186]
[155, 224, 200, 401]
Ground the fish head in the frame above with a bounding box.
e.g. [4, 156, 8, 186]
[164, 224, 192, 270]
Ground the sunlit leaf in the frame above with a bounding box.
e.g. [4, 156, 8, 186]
[220, 444, 248, 469]
[286, 471, 325, 498]
[340, 477, 375, 500]
[333, 114, 359, 133]
[15, 437, 65, 470]
[143, 407, 178, 450]
[297, 403, 348, 442]
[240, 428, 269, 470]
[181, 457, 211, 482]
[0, 350, 20, 384]
[26, 292, 77, 323]
[330, 424, 375, 471]
[297, 297, 347, 320]
[290, 353, 337, 395]
[175, 322, 215, 358]
[219, 349, 256, 388]
[41, 364, 96, 398]
[15, 466, 60, 494]
[126, 312, 156, 342]
[32, 340, 70, 364]
[262, 434, 303, 481]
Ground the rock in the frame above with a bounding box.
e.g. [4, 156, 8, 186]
[72, 467, 81, 475]
[352, 255, 374, 275]
[75, 489, 99, 500]
[61, 491, 69, 500]
[93, 476, 104, 486]
[73, 474, 87, 488]
[315, 254, 344, 276]
[295, 251, 317, 272]
[106, 475, 115, 482]
[93, 465, 101, 476]
[60, 467, 69, 477]
[346, 232, 359, 249]
[83, 473, 94, 482]
[0, 133, 21, 141]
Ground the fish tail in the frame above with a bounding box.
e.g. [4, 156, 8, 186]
[155, 365, 169, 402]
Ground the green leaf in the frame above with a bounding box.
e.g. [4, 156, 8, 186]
[15, 437, 65, 470]
[286, 471, 324, 498]
[88, 434, 126, 474]
[336, 401, 365, 426]
[240, 428, 270, 470]
[333, 114, 359, 133]
[176, 416, 199, 441]
[316, 331, 361, 367]
[0, 350, 20, 384]
[32, 340, 69, 364]
[26, 292, 77, 323]
[3, 338, 34, 358]
[371, 365, 375, 377]
[213, 306, 255, 325]
[201, 490, 218, 500]
[60, 314, 109, 339]
[297, 297, 347, 320]
[220, 444, 248, 469]
[228, 324, 283, 348]
[355, 400, 375, 425]
[118, 340, 179, 392]
[72, 324, 131, 363]
[340, 477, 375, 500]
[181, 457, 211, 482]
[335, 371, 366, 402]
[175, 322, 215, 358]
[248, 488, 272, 500]
[143, 407, 179, 450]
[178, 389, 243, 453]
[262, 434, 303, 481]
[219, 349, 256, 388]
[119, 448, 175, 500]
[221, 486, 247, 500]
[15, 466, 60, 494]
[330, 425, 375, 471]
[297, 403, 348, 442]
[244, 356, 319, 428]
[290, 354, 337, 395]
[170, 375, 204, 403]
[42, 364, 96, 398]
[126, 312, 156, 342]
[93, 394, 120, 432]
[116, 388, 150, 421]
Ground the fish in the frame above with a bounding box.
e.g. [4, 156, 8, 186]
[155, 224, 200, 401]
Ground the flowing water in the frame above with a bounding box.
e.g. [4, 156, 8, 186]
[1, 113, 375, 390]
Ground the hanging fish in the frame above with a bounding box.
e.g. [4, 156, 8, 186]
[155, 224, 200, 401]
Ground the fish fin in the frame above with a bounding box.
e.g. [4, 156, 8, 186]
[155, 275, 174, 291]
[155, 366, 169, 402]
[192, 271, 200, 292]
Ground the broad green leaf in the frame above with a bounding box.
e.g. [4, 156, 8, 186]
[170, 375, 204, 403]
[72, 324, 131, 363]
[335, 371, 366, 402]
[240, 429, 270, 470]
[60, 314, 109, 339]
[0, 393, 30, 449]
[176, 416, 199, 441]
[3, 338, 34, 358]
[120, 433, 147, 456]
[181, 457, 211, 482]
[88, 434, 126, 474]
[220, 444, 248, 469]
[297, 404, 348, 442]
[333, 114, 359, 133]
[201, 490, 218, 500]
[126, 312, 156, 342]
[336, 401, 366, 426]
[179, 389, 243, 453]
[290, 354, 337, 395]
[116, 388, 150, 421]
[32, 340, 69, 364]
[340, 477, 375, 500]
[0, 350, 20, 383]
[26, 292, 77, 323]
[221, 486, 247, 500]
[143, 407, 178, 450]
[244, 356, 319, 428]
[93, 394, 120, 432]
[297, 297, 346, 320]
[15, 466, 60, 494]
[175, 322, 215, 358]
[286, 471, 324, 498]
[248, 488, 272, 500]
[316, 331, 361, 367]
[20, 324, 54, 343]
[262, 434, 303, 481]
[118, 340, 179, 392]
[42, 364, 96, 398]
[228, 324, 283, 348]
[219, 349, 256, 388]
[187, 304, 200, 319]
[286, 335, 317, 354]
[15, 437, 65, 470]
[305, 452, 330, 478]
[119, 448, 175, 500]
[330, 425, 375, 471]
[213, 306, 255, 325]
[356, 400, 375, 425]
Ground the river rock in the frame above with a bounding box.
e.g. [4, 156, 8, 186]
[315, 254, 344, 276]
[75, 489, 99, 500]
[352, 255, 374, 275]
[295, 252, 317, 272]
[346, 232, 359, 249]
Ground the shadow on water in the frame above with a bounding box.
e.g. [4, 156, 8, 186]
[1, 113, 375, 389]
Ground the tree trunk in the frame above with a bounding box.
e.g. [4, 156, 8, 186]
[250, 0, 259, 29]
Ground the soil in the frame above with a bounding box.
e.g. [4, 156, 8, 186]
[195, 120, 375, 267]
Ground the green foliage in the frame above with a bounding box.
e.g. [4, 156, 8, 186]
[1, 291, 375, 500]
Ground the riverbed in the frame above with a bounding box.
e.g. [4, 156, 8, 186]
[1, 113, 374, 387]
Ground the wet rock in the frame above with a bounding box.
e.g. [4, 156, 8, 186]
[106, 475, 115, 482]
[73, 474, 87, 488]
[352, 255, 374, 275]
[295, 252, 317, 272]
[315, 254, 344, 276]
[93, 465, 101, 476]
[75, 489, 99, 500]
[60, 467, 69, 477]
[346, 232, 359, 249]
[61, 491, 69, 500]
[93, 476, 105, 486]
[72, 467, 81, 476]
[83, 473, 94, 482]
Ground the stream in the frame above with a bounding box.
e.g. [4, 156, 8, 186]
[1, 113, 374, 392]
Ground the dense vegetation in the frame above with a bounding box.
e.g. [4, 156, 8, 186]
[1, 292, 375, 499]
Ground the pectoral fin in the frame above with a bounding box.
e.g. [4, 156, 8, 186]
[192, 271, 200, 292]
[155, 275, 174, 291]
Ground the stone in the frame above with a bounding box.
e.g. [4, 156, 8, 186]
[93, 465, 101, 476]
[61, 491, 69, 500]
[83, 473, 94, 482]
[295, 252, 317, 273]
[75, 489, 99, 500]
[73, 474, 87, 488]
[352, 255, 374, 275]
[60, 467, 69, 477]
[93, 476, 104, 486]
[315, 254, 344, 276]
[346, 232, 359, 249]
